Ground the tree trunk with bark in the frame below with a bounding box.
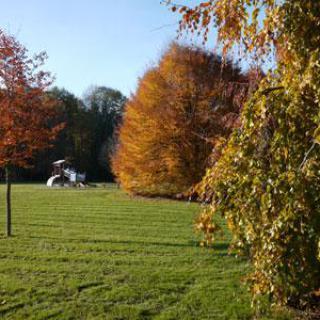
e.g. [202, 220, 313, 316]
[5, 166, 12, 237]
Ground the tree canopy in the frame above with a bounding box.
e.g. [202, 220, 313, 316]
[112, 43, 249, 196]
[0, 30, 63, 169]
[84, 86, 127, 181]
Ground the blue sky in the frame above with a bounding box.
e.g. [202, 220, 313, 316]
[0, 0, 206, 98]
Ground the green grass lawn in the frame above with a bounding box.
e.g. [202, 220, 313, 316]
[0, 184, 291, 319]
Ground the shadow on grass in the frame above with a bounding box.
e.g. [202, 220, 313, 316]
[0, 234, 17, 240]
[28, 235, 230, 254]
[0, 303, 25, 317]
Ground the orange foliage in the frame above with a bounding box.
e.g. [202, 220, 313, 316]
[0, 29, 63, 169]
[112, 43, 249, 196]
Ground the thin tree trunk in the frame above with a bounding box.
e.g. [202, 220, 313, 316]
[5, 166, 12, 237]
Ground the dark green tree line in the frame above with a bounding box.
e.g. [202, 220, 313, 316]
[14, 86, 126, 182]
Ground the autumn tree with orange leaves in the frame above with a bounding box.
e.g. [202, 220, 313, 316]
[112, 43, 248, 197]
[0, 29, 63, 236]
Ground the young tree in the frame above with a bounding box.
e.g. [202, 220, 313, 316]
[112, 43, 248, 196]
[0, 29, 63, 236]
[168, 0, 320, 308]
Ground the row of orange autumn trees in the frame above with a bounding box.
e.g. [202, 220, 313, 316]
[112, 43, 257, 196]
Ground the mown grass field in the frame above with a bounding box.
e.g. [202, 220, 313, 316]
[0, 184, 291, 319]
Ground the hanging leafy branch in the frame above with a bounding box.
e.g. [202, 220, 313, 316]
[167, 0, 320, 309]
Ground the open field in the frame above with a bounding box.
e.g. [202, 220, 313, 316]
[0, 184, 291, 319]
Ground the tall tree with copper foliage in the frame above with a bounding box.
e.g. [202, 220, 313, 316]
[168, 0, 320, 309]
[112, 43, 248, 197]
[0, 29, 63, 236]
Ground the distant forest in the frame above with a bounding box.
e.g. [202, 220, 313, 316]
[10, 86, 127, 182]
